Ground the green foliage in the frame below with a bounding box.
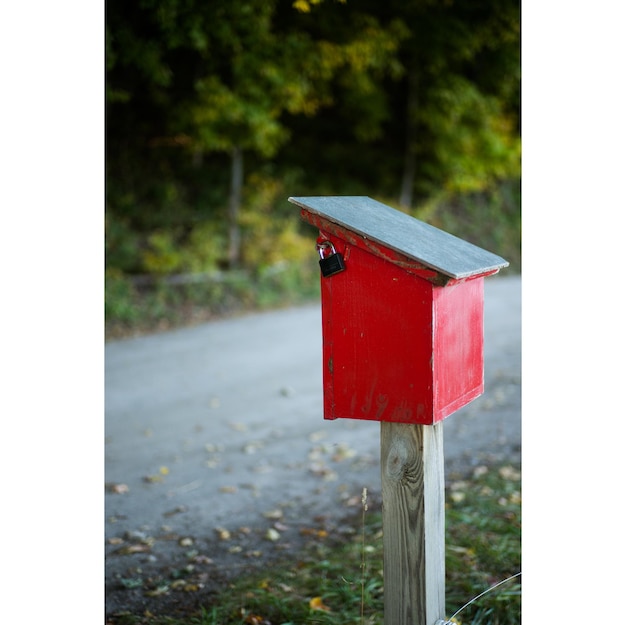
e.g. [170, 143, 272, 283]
[414, 179, 521, 273]
[423, 77, 521, 194]
[142, 230, 182, 274]
[140, 222, 225, 275]
[445, 465, 521, 624]
[181, 221, 226, 273]
[105, 214, 143, 273]
[239, 173, 311, 270]
[105, 0, 521, 335]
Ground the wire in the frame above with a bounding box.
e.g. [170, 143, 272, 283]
[437, 571, 522, 624]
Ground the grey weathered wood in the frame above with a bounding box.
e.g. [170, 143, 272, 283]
[381, 422, 446, 625]
[289, 195, 508, 279]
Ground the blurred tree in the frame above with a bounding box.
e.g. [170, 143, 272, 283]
[387, 0, 521, 205]
[272, 0, 520, 207]
[107, 0, 406, 266]
[106, 0, 520, 273]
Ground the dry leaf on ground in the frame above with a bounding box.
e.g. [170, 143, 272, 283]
[309, 596, 331, 611]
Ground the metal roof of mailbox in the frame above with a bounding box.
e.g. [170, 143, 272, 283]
[290, 195, 509, 279]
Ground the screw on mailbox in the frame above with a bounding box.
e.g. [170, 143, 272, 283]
[317, 240, 346, 277]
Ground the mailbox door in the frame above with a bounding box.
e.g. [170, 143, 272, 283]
[320, 236, 437, 424]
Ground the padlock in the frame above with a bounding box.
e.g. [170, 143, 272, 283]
[317, 241, 346, 278]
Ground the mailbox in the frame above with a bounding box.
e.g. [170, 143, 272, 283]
[289, 195, 508, 425]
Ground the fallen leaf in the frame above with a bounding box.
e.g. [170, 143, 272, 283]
[179, 537, 194, 547]
[309, 596, 331, 612]
[106, 483, 129, 494]
[263, 509, 283, 520]
[300, 528, 328, 539]
[143, 475, 163, 483]
[145, 585, 169, 597]
[242, 441, 265, 454]
[472, 465, 489, 479]
[450, 480, 469, 491]
[159, 466, 169, 475]
[499, 465, 521, 481]
[209, 396, 220, 409]
[108, 537, 124, 545]
[170, 580, 187, 590]
[119, 577, 143, 589]
[220, 485, 237, 493]
[124, 530, 150, 541]
[215, 527, 231, 540]
[115, 544, 151, 555]
[309, 462, 330, 475]
[332, 443, 357, 462]
[265, 528, 280, 542]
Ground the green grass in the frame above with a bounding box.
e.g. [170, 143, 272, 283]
[107, 462, 521, 625]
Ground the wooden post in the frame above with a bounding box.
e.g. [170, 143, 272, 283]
[381, 421, 446, 625]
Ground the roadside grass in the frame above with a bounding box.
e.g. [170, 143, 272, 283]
[105, 260, 321, 340]
[104, 263, 319, 340]
[107, 462, 521, 625]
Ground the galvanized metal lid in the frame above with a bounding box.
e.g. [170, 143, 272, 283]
[290, 195, 509, 279]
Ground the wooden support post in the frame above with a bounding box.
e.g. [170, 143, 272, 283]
[381, 421, 446, 625]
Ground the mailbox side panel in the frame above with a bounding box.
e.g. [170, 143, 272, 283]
[432, 278, 485, 420]
[320, 237, 437, 424]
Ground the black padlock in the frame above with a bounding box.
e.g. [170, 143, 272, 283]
[317, 241, 346, 277]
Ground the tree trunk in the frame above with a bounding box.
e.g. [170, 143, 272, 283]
[399, 71, 419, 210]
[228, 146, 243, 269]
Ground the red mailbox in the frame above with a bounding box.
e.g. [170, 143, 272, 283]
[289, 196, 508, 425]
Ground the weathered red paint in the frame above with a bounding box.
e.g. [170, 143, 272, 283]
[315, 227, 486, 425]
